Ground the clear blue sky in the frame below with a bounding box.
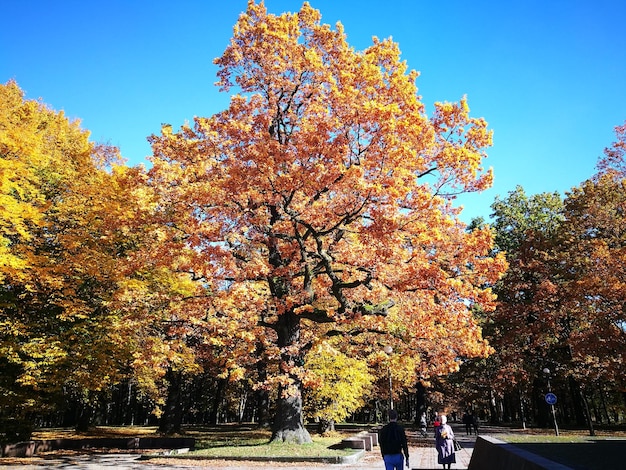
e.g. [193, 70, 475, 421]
[2, 0, 625, 222]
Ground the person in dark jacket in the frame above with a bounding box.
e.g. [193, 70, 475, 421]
[378, 409, 409, 470]
[462, 410, 472, 435]
[472, 412, 479, 435]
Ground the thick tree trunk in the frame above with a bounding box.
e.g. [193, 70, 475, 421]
[414, 382, 427, 425]
[272, 392, 312, 443]
[568, 376, 587, 426]
[159, 369, 184, 435]
[255, 342, 271, 426]
[209, 378, 227, 425]
[270, 310, 312, 444]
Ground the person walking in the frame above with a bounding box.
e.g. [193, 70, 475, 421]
[435, 414, 456, 469]
[378, 409, 410, 470]
[471, 412, 479, 435]
[418, 412, 428, 437]
[462, 410, 472, 436]
[433, 411, 441, 429]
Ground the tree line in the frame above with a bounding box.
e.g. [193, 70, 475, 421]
[448, 137, 626, 433]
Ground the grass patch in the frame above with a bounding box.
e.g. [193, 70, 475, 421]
[31, 425, 357, 460]
[502, 427, 626, 444]
[499, 431, 626, 470]
[188, 428, 356, 459]
[505, 434, 601, 444]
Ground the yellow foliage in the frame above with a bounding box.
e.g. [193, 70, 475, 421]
[304, 342, 373, 423]
[0, 81, 178, 415]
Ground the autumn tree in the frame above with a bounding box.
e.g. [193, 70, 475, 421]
[478, 134, 626, 430]
[0, 80, 130, 429]
[303, 341, 373, 433]
[596, 120, 626, 177]
[453, 187, 565, 424]
[556, 175, 626, 398]
[0, 81, 201, 434]
[517, 177, 626, 431]
[146, 1, 505, 443]
[570, 122, 626, 389]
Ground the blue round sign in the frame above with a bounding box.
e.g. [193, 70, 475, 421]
[545, 393, 557, 405]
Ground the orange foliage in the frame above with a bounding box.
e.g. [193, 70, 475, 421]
[558, 175, 626, 385]
[596, 120, 626, 178]
[143, 1, 505, 439]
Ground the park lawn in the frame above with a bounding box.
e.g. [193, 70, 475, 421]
[32, 425, 358, 460]
[187, 427, 357, 459]
[501, 431, 626, 470]
[188, 439, 356, 459]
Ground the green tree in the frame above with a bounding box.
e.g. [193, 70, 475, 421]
[491, 185, 565, 253]
[460, 186, 565, 424]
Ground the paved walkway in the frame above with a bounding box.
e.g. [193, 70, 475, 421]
[407, 432, 475, 469]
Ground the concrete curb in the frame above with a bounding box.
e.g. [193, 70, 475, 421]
[140, 448, 366, 464]
[0, 437, 196, 458]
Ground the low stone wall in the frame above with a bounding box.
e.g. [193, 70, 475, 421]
[468, 435, 573, 470]
[341, 430, 379, 451]
[1, 437, 195, 458]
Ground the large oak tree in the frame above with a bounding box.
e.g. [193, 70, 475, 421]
[145, 1, 506, 442]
